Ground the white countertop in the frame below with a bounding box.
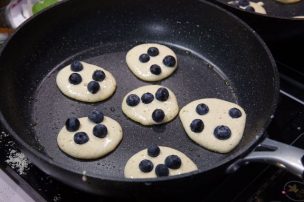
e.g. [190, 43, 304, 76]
[0, 169, 35, 202]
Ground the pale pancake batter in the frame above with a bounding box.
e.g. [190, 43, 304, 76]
[124, 146, 197, 178]
[179, 98, 246, 153]
[57, 112, 122, 159]
[275, 0, 301, 4]
[122, 85, 179, 125]
[56, 61, 116, 102]
[228, 0, 267, 14]
[126, 43, 177, 81]
[246, 2, 266, 14]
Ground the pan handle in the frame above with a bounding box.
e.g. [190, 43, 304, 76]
[227, 138, 304, 178]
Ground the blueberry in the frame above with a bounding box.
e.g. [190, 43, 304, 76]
[238, 0, 249, 6]
[196, 103, 209, 115]
[139, 54, 150, 63]
[155, 164, 169, 177]
[214, 125, 231, 140]
[88, 110, 104, 123]
[165, 155, 182, 169]
[126, 94, 140, 106]
[69, 73, 82, 85]
[147, 145, 160, 157]
[65, 117, 80, 132]
[229, 108, 242, 118]
[74, 132, 89, 144]
[150, 64, 162, 75]
[147, 47, 159, 57]
[245, 6, 255, 12]
[139, 159, 154, 173]
[93, 124, 108, 138]
[141, 92, 154, 104]
[155, 88, 169, 101]
[92, 70, 106, 82]
[190, 119, 204, 133]
[87, 81, 100, 94]
[152, 109, 165, 122]
[70, 61, 83, 72]
[163, 55, 176, 67]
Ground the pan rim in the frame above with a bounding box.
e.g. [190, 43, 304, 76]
[0, 0, 279, 183]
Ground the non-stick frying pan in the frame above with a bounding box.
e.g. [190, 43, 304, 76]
[209, 0, 304, 69]
[0, 0, 303, 197]
[209, 0, 304, 41]
[215, 0, 304, 19]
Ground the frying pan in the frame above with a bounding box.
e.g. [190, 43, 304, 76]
[0, 0, 303, 197]
[208, 0, 304, 69]
[214, 0, 304, 19]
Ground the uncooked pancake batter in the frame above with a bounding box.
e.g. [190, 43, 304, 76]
[228, 0, 267, 14]
[122, 85, 179, 125]
[126, 43, 178, 81]
[124, 146, 197, 178]
[179, 98, 246, 153]
[56, 61, 116, 102]
[57, 111, 122, 159]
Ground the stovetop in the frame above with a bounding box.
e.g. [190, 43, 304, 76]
[0, 61, 303, 202]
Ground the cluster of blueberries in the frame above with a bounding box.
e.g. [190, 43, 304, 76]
[68, 61, 106, 94]
[65, 110, 108, 144]
[126, 87, 170, 123]
[231, 0, 255, 12]
[190, 103, 242, 140]
[138, 47, 176, 75]
[139, 145, 182, 177]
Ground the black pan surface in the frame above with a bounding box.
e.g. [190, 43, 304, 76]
[33, 42, 238, 178]
[209, 0, 304, 69]
[0, 0, 279, 194]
